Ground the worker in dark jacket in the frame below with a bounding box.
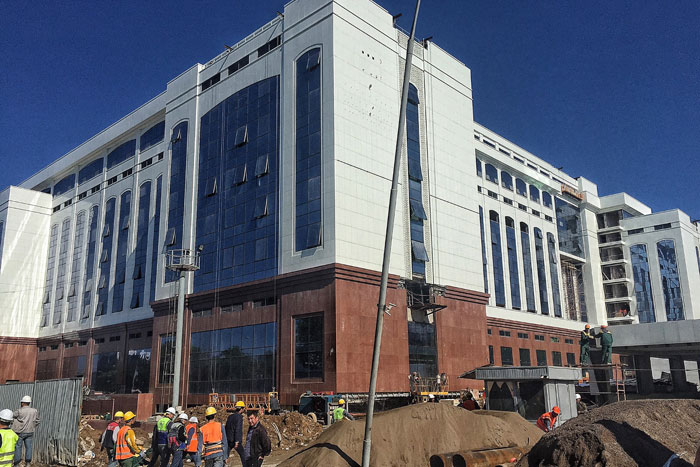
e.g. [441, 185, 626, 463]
[597, 324, 614, 364]
[243, 412, 271, 467]
[460, 392, 480, 411]
[225, 401, 246, 465]
[580, 324, 594, 364]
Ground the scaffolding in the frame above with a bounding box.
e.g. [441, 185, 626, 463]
[580, 363, 628, 402]
[562, 261, 586, 321]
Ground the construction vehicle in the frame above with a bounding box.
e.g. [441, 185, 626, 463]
[209, 391, 280, 413]
[298, 391, 345, 425]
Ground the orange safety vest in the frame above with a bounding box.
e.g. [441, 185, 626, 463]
[200, 421, 223, 458]
[185, 423, 199, 453]
[536, 412, 558, 432]
[115, 427, 134, 460]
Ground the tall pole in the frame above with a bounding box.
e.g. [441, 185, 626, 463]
[171, 269, 187, 409]
[361, 2, 421, 466]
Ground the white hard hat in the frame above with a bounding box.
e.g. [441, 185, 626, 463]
[178, 413, 188, 420]
[166, 407, 177, 415]
[428, 394, 435, 399]
[0, 409, 13, 423]
[21, 395, 31, 404]
[189, 416, 198, 424]
[576, 394, 581, 400]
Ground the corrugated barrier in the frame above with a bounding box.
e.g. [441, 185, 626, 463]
[0, 378, 83, 466]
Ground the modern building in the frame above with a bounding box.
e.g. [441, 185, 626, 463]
[0, 0, 697, 408]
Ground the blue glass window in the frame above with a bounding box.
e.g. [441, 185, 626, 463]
[149, 176, 163, 303]
[516, 178, 527, 197]
[408, 321, 438, 378]
[630, 244, 655, 323]
[547, 232, 562, 317]
[106, 139, 136, 169]
[501, 171, 513, 191]
[79, 158, 104, 185]
[530, 185, 540, 203]
[555, 198, 584, 257]
[542, 191, 552, 208]
[476, 158, 482, 177]
[520, 223, 537, 312]
[534, 228, 549, 315]
[82, 206, 99, 320]
[489, 211, 506, 306]
[295, 315, 323, 379]
[139, 121, 165, 151]
[165, 122, 188, 283]
[194, 77, 280, 292]
[479, 207, 488, 294]
[97, 198, 116, 316]
[53, 174, 76, 197]
[406, 84, 428, 277]
[131, 182, 151, 309]
[41, 224, 59, 327]
[485, 164, 498, 183]
[53, 219, 72, 325]
[189, 322, 277, 394]
[505, 217, 521, 309]
[66, 211, 86, 322]
[296, 48, 322, 251]
[112, 191, 131, 313]
[657, 240, 684, 321]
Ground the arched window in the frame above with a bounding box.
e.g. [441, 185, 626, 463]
[505, 217, 521, 309]
[485, 164, 498, 184]
[630, 244, 655, 323]
[82, 205, 100, 321]
[547, 232, 562, 317]
[501, 171, 513, 191]
[131, 181, 152, 310]
[534, 228, 549, 315]
[476, 158, 482, 177]
[516, 178, 527, 197]
[66, 210, 86, 322]
[112, 190, 132, 313]
[489, 210, 505, 306]
[542, 191, 552, 208]
[97, 197, 117, 316]
[657, 240, 684, 321]
[520, 223, 536, 312]
[530, 185, 540, 203]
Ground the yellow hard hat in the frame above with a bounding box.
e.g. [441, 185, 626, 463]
[339, 399, 345, 405]
[114, 411, 124, 418]
[123, 411, 136, 422]
[205, 407, 217, 416]
[235, 401, 245, 408]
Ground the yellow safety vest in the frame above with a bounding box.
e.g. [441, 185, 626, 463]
[0, 428, 19, 466]
[333, 407, 345, 421]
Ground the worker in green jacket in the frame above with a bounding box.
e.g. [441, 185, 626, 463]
[597, 324, 614, 364]
[580, 324, 594, 365]
[332, 400, 355, 423]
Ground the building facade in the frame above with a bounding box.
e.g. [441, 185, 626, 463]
[0, 0, 697, 407]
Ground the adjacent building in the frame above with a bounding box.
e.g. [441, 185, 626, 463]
[0, 0, 697, 408]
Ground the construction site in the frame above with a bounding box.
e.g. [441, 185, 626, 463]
[1, 0, 700, 465]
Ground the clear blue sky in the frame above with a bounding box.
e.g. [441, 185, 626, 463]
[1, 0, 698, 219]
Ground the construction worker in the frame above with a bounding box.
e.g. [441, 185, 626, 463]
[243, 411, 271, 467]
[149, 407, 175, 467]
[536, 406, 561, 433]
[0, 409, 18, 467]
[332, 399, 355, 423]
[575, 394, 588, 415]
[200, 407, 228, 467]
[115, 411, 140, 466]
[168, 412, 190, 467]
[597, 324, 614, 364]
[184, 416, 202, 467]
[101, 410, 124, 467]
[580, 324, 594, 365]
[12, 395, 39, 466]
[225, 401, 246, 465]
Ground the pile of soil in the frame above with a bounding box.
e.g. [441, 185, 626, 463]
[77, 418, 152, 466]
[280, 403, 542, 467]
[518, 399, 700, 467]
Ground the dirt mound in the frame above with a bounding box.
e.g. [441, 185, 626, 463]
[280, 403, 541, 467]
[518, 399, 700, 467]
[76, 418, 152, 466]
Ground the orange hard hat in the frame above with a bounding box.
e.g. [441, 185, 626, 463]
[585, 324, 591, 329]
[552, 406, 561, 415]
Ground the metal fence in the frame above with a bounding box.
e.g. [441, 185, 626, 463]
[0, 378, 83, 466]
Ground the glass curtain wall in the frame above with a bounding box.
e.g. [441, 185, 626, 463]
[547, 233, 562, 317]
[82, 206, 99, 320]
[131, 182, 151, 309]
[150, 176, 162, 302]
[520, 223, 536, 312]
[67, 210, 86, 322]
[630, 244, 655, 323]
[406, 84, 429, 277]
[534, 228, 549, 314]
[53, 218, 72, 325]
[165, 122, 189, 283]
[408, 321, 438, 378]
[505, 217, 521, 309]
[112, 191, 131, 312]
[657, 240, 684, 321]
[41, 224, 58, 327]
[479, 207, 489, 294]
[489, 211, 506, 306]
